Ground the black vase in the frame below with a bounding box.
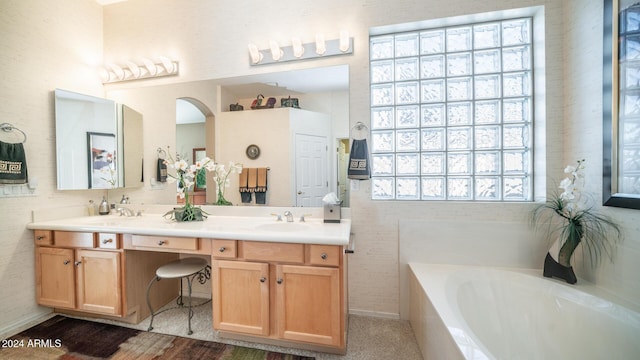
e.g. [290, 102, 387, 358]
[543, 252, 577, 284]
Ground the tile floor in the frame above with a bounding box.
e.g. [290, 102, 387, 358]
[75, 298, 424, 360]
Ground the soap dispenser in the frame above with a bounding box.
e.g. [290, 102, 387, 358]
[98, 196, 110, 215]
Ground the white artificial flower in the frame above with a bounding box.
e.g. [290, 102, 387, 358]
[204, 161, 216, 172]
[175, 159, 189, 171]
[564, 165, 576, 174]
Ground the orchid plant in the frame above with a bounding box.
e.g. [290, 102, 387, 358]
[212, 161, 243, 206]
[530, 159, 622, 270]
[163, 147, 216, 221]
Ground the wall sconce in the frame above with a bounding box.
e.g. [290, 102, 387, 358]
[248, 30, 353, 66]
[315, 33, 326, 55]
[339, 30, 350, 52]
[269, 40, 284, 61]
[248, 44, 263, 64]
[292, 37, 304, 58]
[101, 57, 179, 83]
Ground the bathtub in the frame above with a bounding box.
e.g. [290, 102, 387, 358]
[408, 263, 640, 360]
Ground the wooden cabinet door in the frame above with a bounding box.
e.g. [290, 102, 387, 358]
[75, 249, 122, 315]
[275, 265, 342, 346]
[212, 260, 269, 336]
[36, 247, 75, 309]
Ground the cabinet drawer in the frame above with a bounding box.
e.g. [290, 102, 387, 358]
[131, 235, 198, 251]
[212, 239, 237, 258]
[98, 233, 120, 249]
[54, 231, 95, 248]
[241, 241, 304, 263]
[307, 245, 341, 267]
[34, 230, 53, 246]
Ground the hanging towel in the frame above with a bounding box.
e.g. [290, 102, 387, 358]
[347, 138, 371, 180]
[0, 141, 28, 184]
[157, 158, 167, 183]
[255, 167, 268, 204]
[238, 168, 252, 203]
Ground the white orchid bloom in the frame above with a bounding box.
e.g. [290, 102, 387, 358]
[204, 161, 216, 172]
[559, 177, 573, 190]
[175, 159, 189, 171]
[564, 165, 576, 174]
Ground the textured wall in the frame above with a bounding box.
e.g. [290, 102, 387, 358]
[0, 0, 107, 335]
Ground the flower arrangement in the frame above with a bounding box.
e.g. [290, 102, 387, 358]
[100, 165, 117, 189]
[530, 159, 623, 284]
[212, 161, 243, 206]
[163, 148, 216, 221]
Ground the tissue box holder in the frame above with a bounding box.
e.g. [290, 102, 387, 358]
[324, 204, 341, 223]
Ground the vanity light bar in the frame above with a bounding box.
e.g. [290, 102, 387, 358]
[100, 57, 179, 84]
[248, 32, 353, 66]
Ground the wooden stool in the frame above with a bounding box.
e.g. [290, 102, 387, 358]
[145, 257, 211, 335]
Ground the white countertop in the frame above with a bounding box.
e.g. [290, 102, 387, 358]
[27, 206, 352, 246]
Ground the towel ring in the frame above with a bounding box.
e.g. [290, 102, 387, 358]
[350, 122, 369, 140]
[157, 147, 167, 159]
[0, 123, 27, 143]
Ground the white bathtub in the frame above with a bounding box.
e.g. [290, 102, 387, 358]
[408, 263, 640, 360]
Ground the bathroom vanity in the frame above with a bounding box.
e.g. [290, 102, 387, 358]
[27, 206, 351, 354]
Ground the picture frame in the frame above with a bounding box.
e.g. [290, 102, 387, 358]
[87, 132, 117, 189]
[193, 147, 207, 191]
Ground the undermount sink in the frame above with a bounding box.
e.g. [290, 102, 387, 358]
[255, 222, 310, 232]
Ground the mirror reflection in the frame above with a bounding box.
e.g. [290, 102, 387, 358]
[173, 65, 350, 207]
[54, 89, 144, 190]
[55, 89, 116, 190]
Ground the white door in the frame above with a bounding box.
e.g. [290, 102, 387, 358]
[295, 134, 328, 207]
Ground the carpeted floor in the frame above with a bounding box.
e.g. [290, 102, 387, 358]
[1, 315, 313, 360]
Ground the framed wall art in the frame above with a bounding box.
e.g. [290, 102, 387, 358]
[87, 132, 117, 189]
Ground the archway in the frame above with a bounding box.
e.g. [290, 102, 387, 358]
[176, 97, 215, 204]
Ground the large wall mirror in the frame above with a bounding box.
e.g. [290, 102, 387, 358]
[603, 0, 640, 209]
[54, 89, 144, 190]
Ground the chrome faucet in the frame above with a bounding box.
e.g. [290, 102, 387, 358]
[116, 207, 135, 217]
[283, 211, 294, 222]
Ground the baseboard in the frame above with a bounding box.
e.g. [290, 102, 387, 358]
[348, 309, 400, 320]
[0, 310, 54, 339]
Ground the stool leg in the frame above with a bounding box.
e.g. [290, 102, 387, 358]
[146, 275, 160, 331]
[186, 274, 195, 335]
[176, 277, 184, 306]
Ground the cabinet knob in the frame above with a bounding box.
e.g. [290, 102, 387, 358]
[260, 277, 266, 283]
[157, 240, 165, 246]
[219, 247, 226, 253]
[102, 238, 113, 244]
[74, 261, 82, 266]
[321, 253, 328, 260]
[63, 260, 70, 265]
[36, 235, 45, 241]
[276, 278, 283, 284]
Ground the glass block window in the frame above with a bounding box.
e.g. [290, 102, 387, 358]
[370, 18, 533, 201]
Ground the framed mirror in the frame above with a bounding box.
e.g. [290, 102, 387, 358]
[54, 89, 144, 190]
[603, 0, 640, 209]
